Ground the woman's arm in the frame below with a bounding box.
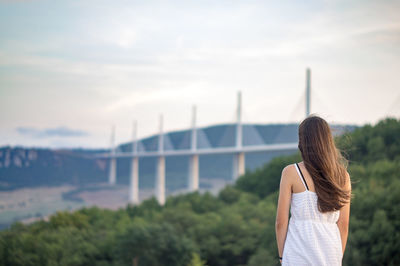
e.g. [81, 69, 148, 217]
[275, 166, 292, 262]
[337, 171, 351, 255]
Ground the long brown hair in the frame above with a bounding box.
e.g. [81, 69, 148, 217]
[298, 115, 350, 213]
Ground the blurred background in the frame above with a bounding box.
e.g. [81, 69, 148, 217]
[0, 0, 399, 265]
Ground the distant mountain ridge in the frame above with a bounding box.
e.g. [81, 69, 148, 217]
[0, 123, 356, 191]
[118, 123, 305, 152]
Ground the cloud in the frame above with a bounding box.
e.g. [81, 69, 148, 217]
[16, 126, 89, 138]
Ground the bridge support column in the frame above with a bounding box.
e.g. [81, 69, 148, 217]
[188, 154, 199, 191]
[306, 68, 311, 117]
[109, 157, 116, 185]
[108, 124, 117, 185]
[232, 152, 245, 180]
[233, 91, 244, 181]
[129, 157, 139, 205]
[156, 156, 165, 205]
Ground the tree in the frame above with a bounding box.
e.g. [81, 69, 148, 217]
[114, 222, 196, 266]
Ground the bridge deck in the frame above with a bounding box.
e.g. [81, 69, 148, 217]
[94, 142, 298, 158]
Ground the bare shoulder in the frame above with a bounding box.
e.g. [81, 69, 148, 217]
[345, 170, 351, 190]
[282, 163, 297, 174]
[281, 164, 296, 183]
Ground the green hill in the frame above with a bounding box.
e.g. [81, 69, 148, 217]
[0, 118, 398, 266]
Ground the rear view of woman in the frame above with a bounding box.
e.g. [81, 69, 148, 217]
[275, 115, 352, 265]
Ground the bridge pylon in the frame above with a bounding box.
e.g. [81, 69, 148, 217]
[108, 125, 117, 185]
[306, 68, 311, 117]
[233, 91, 245, 180]
[188, 105, 199, 192]
[129, 120, 139, 205]
[156, 114, 166, 205]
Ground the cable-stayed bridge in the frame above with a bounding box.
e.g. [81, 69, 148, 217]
[95, 69, 313, 205]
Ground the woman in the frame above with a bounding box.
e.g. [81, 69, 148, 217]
[275, 115, 352, 265]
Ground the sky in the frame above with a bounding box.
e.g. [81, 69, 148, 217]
[0, 0, 399, 149]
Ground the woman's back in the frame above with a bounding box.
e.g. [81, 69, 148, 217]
[282, 163, 342, 266]
[290, 162, 340, 223]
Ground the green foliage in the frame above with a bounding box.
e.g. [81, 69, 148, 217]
[218, 185, 242, 204]
[0, 117, 399, 266]
[335, 117, 400, 266]
[344, 162, 400, 266]
[336, 117, 400, 164]
[187, 253, 207, 266]
[114, 222, 196, 266]
[49, 210, 90, 230]
[164, 191, 224, 214]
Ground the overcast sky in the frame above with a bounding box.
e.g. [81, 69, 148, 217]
[0, 0, 399, 149]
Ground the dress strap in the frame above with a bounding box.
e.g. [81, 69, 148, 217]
[294, 163, 309, 190]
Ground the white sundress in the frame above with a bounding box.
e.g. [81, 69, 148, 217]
[282, 163, 343, 266]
